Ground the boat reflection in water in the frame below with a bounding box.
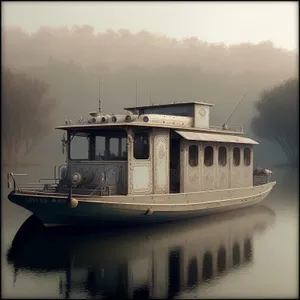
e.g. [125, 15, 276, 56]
[7, 205, 275, 299]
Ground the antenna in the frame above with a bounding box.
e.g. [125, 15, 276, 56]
[98, 76, 102, 114]
[222, 92, 248, 128]
[135, 79, 138, 107]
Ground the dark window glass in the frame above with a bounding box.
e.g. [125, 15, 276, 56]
[244, 148, 251, 166]
[69, 131, 127, 161]
[218, 146, 227, 166]
[189, 145, 198, 166]
[204, 146, 214, 166]
[233, 147, 240, 166]
[134, 132, 149, 159]
[70, 134, 89, 160]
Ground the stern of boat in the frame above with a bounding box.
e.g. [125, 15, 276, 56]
[253, 168, 274, 186]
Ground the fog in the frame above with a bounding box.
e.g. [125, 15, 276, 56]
[1, 2, 298, 168]
[3, 1, 298, 50]
[1, 4, 298, 298]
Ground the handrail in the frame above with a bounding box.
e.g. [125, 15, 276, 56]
[7, 163, 118, 196]
[38, 164, 67, 184]
[7, 172, 27, 192]
[209, 125, 244, 133]
[57, 164, 67, 181]
[7, 171, 61, 193]
[11, 173, 28, 176]
[39, 178, 58, 182]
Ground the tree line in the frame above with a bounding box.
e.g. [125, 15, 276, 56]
[2, 26, 297, 76]
[251, 78, 298, 167]
[2, 68, 56, 164]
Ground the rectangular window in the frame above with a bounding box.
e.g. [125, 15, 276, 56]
[69, 133, 90, 160]
[134, 132, 149, 159]
[121, 138, 127, 158]
[109, 137, 119, 158]
[204, 146, 214, 166]
[218, 146, 227, 166]
[95, 136, 105, 161]
[70, 130, 127, 161]
[233, 147, 241, 166]
[244, 148, 251, 166]
[189, 145, 198, 166]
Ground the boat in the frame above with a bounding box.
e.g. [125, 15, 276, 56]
[7, 100, 276, 226]
[7, 205, 276, 299]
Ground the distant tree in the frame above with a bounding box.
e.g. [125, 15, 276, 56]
[2, 67, 56, 164]
[251, 78, 299, 167]
[2, 26, 297, 75]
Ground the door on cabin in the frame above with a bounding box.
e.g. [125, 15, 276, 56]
[169, 135, 181, 193]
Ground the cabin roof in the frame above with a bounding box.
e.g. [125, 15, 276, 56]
[175, 130, 258, 144]
[56, 122, 244, 136]
[124, 101, 214, 111]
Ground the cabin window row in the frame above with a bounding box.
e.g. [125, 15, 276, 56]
[68, 131, 151, 161]
[69, 132, 128, 161]
[188, 145, 251, 167]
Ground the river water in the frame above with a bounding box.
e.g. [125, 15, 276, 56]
[1, 165, 298, 299]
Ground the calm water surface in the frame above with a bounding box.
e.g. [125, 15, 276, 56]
[1, 165, 298, 299]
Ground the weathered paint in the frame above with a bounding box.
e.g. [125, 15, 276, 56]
[139, 114, 193, 127]
[179, 141, 255, 193]
[230, 144, 244, 189]
[180, 138, 188, 193]
[153, 128, 170, 194]
[202, 142, 217, 191]
[185, 140, 201, 193]
[216, 142, 230, 190]
[57, 128, 255, 197]
[242, 145, 254, 187]
[8, 182, 275, 225]
[124, 100, 214, 111]
[128, 128, 153, 195]
[194, 103, 210, 129]
[57, 122, 245, 137]
[63, 161, 127, 195]
[175, 130, 258, 144]
[132, 165, 151, 191]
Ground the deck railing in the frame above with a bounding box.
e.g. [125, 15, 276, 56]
[209, 125, 244, 134]
[7, 164, 67, 193]
[7, 164, 110, 197]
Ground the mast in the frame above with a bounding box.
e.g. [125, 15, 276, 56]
[98, 76, 102, 114]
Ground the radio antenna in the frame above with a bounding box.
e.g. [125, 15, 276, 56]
[222, 92, 248, 128]
[135, 79, 138, 107]
[98, 76, 102, 114]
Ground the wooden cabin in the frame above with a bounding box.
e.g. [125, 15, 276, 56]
[57, 101, 258, 196]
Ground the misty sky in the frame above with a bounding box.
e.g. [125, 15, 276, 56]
[2, 1, 298, 51]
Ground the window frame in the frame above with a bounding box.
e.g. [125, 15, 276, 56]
[109, 137, 120, 158]
[68, 130, 128, 161]
[233, 147, 241, 166]
[204, 145, 214, 167]
[244, 147, 251, 166]
[133, 131, 150, 160]
[218, 146, 227, 166]
[68, 132, 91, 161]
[188, 144, 199, 167]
